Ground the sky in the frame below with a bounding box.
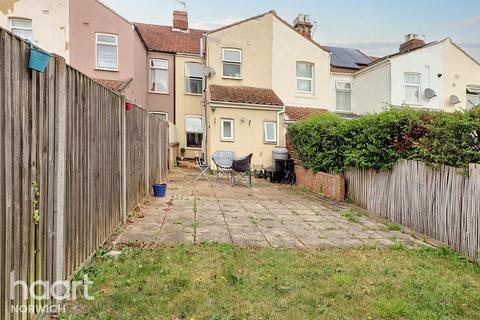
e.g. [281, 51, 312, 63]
[101, 0, 480, 60]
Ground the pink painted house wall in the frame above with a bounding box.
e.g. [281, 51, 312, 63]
[146, 52, 175, 119]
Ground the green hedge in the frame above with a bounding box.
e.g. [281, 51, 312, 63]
[287, 107, 480, 173]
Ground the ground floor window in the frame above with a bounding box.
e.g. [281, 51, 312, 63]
[336, 81, 352, 111]
[264, 122, 277, 144]
[185, 116, 203, 149]
[220, 118, 234, 141]
[467, 86, 480, 109]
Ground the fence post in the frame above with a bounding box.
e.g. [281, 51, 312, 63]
[145, 112, 150, 195]
[120, 97, 127, 224]
[53, 56, 66, 286]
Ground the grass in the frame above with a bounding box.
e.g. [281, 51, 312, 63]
[62, 244, 480, 320]
[341, 208, 368, 223]
[388, 223, 403, 231]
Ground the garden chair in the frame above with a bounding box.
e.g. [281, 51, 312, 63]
[231, 153, 253, 187]
[195, 157, 211, 183]
[211, 151, 236, 180]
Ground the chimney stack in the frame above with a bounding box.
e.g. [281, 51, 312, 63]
[293, 14, 313, 39]
[399, 34, 425, 53]
[173, 10, 188, 30]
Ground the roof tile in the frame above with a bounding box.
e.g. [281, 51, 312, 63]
[285, 106, 329, 121]
[210, 85, 284, 106]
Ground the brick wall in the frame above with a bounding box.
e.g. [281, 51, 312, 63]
[294, 161, 345, 202]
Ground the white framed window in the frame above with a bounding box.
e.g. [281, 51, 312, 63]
[150, 59, 168, 93]
[220, 119, 234, 141]
[222, 48, 242, 79]
[466, 86, 480, 109]
[10, 18, 32, 42]
[150, 112, 168, 121]
[96, 33, 118, 71]
[336, 81, 352, 112]
[296, 62, 314, 94]
[185, 63, 203, 94]
[185, 116, 203, 149]
[404, 72, 420, 103]
[264, 122, 277, 144]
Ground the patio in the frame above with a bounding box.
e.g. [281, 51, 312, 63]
[115, 168, 425, 248]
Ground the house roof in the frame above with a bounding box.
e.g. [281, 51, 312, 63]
[209, 85, 284, 106]
[285, 106, 329, 121]
[95, 78, 132, 93]
[322, 46, 374, 73]
[134, 23, 206, 54]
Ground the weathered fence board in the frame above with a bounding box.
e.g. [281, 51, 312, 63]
[0, 28, 169, 319]
[345, 160, 480, 261]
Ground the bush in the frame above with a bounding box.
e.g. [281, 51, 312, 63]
[287, 107, 480, 173]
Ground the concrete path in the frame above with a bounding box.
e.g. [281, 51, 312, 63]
[115, 168, 425, 248]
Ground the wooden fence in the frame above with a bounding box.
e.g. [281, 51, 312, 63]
[0, 29, 168, 319]
[345, 160, 480, 261]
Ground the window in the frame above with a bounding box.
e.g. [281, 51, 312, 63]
[185, 116, 203, 149]
[296, 62, 314, 93]
[150, 112, 168, 121]
[264, 122, 277, 144]
[336, 81, 352, 111]
[222, 48, 242, 78]
[467, 86, 480, 109]
[220, 119, 234, 141]
[150, 59, 168, 93]
[10, 18, 32, 42]
[185, 63, 203, 94]
[96, 33, 118, 71]
[404, 73, 420, 103]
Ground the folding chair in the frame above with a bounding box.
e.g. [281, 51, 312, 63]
[231, 153, 253, 187]
[211, 151, 236, 180]
[195, 157, 211, 182]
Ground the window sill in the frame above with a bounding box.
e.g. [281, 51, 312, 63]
[264, 141, 277, 145]
[186, 147, 202, 150]
[222, 76, 242, 80]
[95, 67, 119, 72]
[149, 91, 169, 95]
[221, 139, 235, 143]
[185, 92, 203, 96]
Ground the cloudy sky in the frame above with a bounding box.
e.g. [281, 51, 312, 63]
[101, 0, 480, 60]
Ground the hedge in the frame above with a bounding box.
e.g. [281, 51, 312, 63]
[287, 107, 480, 173]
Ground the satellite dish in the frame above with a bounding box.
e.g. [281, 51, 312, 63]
[202, 66, 216, 77]
[424, 88, 436, 99]
[450, 95, 460, 105]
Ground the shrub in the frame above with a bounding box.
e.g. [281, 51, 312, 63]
[287, 107, 480, 172]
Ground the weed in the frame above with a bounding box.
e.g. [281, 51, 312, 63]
[388, 223, 403, 231]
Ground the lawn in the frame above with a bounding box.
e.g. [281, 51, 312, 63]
[62, 243, 480, 320]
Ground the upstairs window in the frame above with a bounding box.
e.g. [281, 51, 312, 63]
[264, 122, 277, 144]
[222, 48, 242, 78]
[10, 18, 32, 42]
[336, 81, 352, 112]
[404, 72, 420, 103]
[296, 62, 314, 93]
[466, 86, 480, 109]
[185, 116, 203, 149]
[150, 59, 168, 93]
[185, 63, 203, 94]
[96, 33, 118, 71]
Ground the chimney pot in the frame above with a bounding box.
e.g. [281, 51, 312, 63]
[173, 10, 188, 30]
[293, 14, 313, 39]
[399, 33, 425, 53]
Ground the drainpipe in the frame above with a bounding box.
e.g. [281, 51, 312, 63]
[277, 106, 286, 147]
[202, 33, 208, 162]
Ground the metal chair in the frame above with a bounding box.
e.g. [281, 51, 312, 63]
[231, 153, 253, 187]
[195, 157, 211, 182]
[211, 151, 236, 180]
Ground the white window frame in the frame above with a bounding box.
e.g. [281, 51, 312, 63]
[404, 72, 421, 104]
[10, 18, 33, 42]
[149, 59, 169, 94]
[222, 48, 242, 79]
[264, 122, 277, 144]
[185, 62, 203, 95]
[296, 62, 314, 94]
[150, 112, 168, 121]
[185, 115, 203, 150]
[220, 118, 234, 142]
[95, 33, 118, 71]
[335, 81, 352, 112]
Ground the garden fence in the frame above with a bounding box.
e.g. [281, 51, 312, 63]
[0, 29, 169, 319]
[345, 160, 480, 261]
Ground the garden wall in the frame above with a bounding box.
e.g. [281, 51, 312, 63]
[294, 162, 345, 202]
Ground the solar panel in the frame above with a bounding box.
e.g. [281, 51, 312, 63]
[343, 48, 372, 65]
[324, 46, 372, 69]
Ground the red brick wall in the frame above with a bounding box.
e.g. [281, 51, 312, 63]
[294, 161, 345, 202]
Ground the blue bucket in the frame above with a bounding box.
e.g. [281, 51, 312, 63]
[152, 183, 167, 197]
[29, 47, 51, 73]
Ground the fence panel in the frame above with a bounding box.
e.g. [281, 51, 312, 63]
[345, 160, 480, 261]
